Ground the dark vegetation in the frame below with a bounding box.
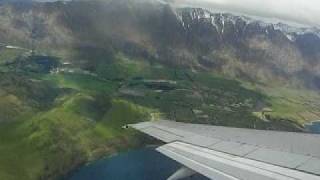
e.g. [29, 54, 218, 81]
[7, 55, 60, 73]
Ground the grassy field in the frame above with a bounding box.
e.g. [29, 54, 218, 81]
[43, 73, 118, 93]
[260, 86, 320, 124]
[0, 122, 43, 180]
[0, 48, 27, 63]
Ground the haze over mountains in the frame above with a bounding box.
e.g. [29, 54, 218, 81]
[166, 0, 320, 27]
[1, 0, 319, 89]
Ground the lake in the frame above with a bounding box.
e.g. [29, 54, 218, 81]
[306, 121, 320, 134]
[66, 148, 209, 180]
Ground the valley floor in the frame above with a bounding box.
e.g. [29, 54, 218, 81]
[0, 52, 319, 180]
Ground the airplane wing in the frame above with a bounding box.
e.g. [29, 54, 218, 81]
[130, 120, 320, 180]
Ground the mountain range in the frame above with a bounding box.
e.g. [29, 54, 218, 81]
[0, 0, 319, 89]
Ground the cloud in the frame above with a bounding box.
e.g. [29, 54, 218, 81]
[170, 0, 320, 27]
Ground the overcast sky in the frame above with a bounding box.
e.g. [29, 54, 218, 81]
[169, 0, 320, 27]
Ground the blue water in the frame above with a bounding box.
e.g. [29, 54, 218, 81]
[306, 121, 320, 134]
[67, 148, 209, 180]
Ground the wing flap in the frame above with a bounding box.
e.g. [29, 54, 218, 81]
[130, 120, 320, 176]
[158, 142, 320, 180]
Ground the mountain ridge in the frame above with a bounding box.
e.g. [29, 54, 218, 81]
[174, 8, 320, 38]
[0, 0, 319, 90]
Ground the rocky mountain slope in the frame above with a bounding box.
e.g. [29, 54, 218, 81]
[0, 0, 319, 89]
[173, 8, 320, 88]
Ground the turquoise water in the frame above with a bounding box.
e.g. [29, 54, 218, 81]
[66, 148, 208, 180]
[306, 121, 320, 134]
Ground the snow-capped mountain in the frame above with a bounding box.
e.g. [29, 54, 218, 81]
[167, 7, 320, 88]
[174, 8, 320, 41]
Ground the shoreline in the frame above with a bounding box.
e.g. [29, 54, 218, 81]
[61, 143, 160, 180]
[304, 120, 320, 134]
[304, 120, 320, 126]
